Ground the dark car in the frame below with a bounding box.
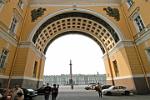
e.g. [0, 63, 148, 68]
[102, 85, 112, 90]
[0, 88, 4, 94]
[36, 86, 45, 95]
[22, 88, 37, 99]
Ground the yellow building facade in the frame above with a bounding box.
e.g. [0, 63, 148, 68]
[0, 0, 150, 94]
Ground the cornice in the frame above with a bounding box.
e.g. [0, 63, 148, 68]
[19, 41, 46, 59]
[30, 0, 122, 7]
[135, 29, 150, 45]
[103, 40, 134, 59]
[30, 4, 120, 7]
[0, 27, 17, 46]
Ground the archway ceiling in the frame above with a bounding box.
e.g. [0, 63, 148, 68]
[32, 12, 120, 54]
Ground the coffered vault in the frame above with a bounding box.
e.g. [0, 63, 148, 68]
[32, 11, 121, 54]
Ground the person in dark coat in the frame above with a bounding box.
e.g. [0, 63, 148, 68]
[52, 84, 59, 100]
[95, 83, 102, 98]
[44, 83, 52, 100]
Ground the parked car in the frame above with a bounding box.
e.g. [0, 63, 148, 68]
[0, 88, 4, 94]
[85, 83, 97, 90]
[101, 85, 112, 90]
[36, 86, 45, 95]
[102, 86, 130, 96]
[22, 88, 37, 99]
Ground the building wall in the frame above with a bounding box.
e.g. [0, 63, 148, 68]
[44, 74, 106, 86]
[0, 0, 150, 93]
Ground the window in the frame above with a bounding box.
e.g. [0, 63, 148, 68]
[0, 49, 9, 68]
[33, 61, 38, 77]
[10, 17, 18, 34]
[127, 0, 134, 7]
[18, 0, 24, 9]
[0, 0, 5, 11]
[113, 60, 119, 77]
[146, 48, 150, 63]
[133, 14, 145, 32]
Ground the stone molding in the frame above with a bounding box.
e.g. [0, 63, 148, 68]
[30, 0, 122, 6]
[103, 40, 134, 58]
[19, 41, 46, 59]
[107, 73, 150, 80]
[0, 75, 43, 81]
[135, 29, 150, 45]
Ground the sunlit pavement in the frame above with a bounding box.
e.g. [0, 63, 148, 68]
[33, 85, 150, 100]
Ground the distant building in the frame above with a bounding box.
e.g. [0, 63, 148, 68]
[44, 74, 106, 85]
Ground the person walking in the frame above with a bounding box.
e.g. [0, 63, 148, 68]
[12, 85, 24, 100]
[95, 83, 102, 98]
[51, 84, 59, 100]
[44, 83, 52, 100]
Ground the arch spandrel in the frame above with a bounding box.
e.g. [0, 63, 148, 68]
[31, 11, 121, 54]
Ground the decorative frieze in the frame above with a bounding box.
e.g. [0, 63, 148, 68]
[103, 7, 120, 21]
[31, 7, 46, 22]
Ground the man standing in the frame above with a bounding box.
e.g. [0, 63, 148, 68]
[52, 84, 59, 100]
[44, 83, 52, 100]
[95, 83, 102, 98]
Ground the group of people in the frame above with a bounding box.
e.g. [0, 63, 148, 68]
[0, 83, 102, 100]
[0, 83, 59, 100]
[0, 85, 24, 100]
[44, 83, 59, 100]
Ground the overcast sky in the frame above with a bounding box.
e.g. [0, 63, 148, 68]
[44, 34, 106, 75]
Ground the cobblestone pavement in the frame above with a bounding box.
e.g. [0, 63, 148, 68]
[33, 85, 150, 100]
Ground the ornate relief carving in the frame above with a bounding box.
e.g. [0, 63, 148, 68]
[103, 7, 120, 21]
[31, 7, 46, 22]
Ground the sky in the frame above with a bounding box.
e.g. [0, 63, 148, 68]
[44, 34, 106, 75]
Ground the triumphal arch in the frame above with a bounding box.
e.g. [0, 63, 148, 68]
[0, 0, 150, 94]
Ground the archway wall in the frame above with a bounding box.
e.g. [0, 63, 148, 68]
[2, 2, 147, 90]
[21, 5, 132, 42]
[18, 5, 135, 81]
[0, 0, 150, 93]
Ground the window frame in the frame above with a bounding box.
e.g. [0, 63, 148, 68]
[9, 16, 19, 34]
[113, 60, 119, 77]
[126, 0, 134, 8]
[0, 48, 9, 68]
[146, 48, 150, 63]
[18, 0, 24, 9]
[133, 13, 145, 32]
[33, 61, 38, 77]
[0, 0, 5, 12]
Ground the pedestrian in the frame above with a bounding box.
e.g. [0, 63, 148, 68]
[44, 83, 52, 100]
[51, 84, 59, 100]
[95, 83, 102, 98]
[12, 85, 24, 100]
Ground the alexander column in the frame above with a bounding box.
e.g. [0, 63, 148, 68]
[69, 59, 74, 89]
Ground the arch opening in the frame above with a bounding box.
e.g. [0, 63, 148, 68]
[44, 34, 106, 76]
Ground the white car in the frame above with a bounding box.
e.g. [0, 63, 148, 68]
[102, 86, 130, 95]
